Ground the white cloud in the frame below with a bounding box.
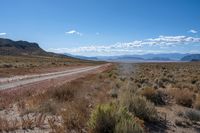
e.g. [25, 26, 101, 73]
[48, 35, 200, 56]
[66, 30, 82, 36]
[0, 33, 6, 36]
[188, 29, 198, 34]
[146, 35, 200, 45]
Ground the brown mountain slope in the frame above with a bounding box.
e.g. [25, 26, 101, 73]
[0, 38, 50, 56]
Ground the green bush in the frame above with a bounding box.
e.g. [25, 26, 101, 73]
[115, 108, 144, 133]
[185, 109, 200, 121]
[88, 103, 117, 133]
[88, 104, 144, 133]
[121, 94, 158, 122]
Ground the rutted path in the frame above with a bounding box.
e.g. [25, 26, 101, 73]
[0, 64, 108, 90]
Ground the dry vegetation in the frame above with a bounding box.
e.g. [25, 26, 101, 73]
[0, 55, 102, 77]
[0, 64, 114, 132]
[86, 62, 200, 133]
[1, 61, 200, 132]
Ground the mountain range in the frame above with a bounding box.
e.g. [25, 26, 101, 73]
[0, 38, 199, 62]
[66, 53, 200, 62]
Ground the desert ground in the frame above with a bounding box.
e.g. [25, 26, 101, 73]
[1, 60, 200, 133]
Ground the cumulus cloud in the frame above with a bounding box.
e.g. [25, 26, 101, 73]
[48, 35, 200, 56]
[146, 35, 200, 46]
[66, 30, 82, 36]
[188, 29, 198, 34]
[0, 33, 6, 36]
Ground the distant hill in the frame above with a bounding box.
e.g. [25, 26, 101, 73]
[66, 53, 188, 62]
[181, 54, 200, 61]
[97, 53, 187, 61]
[147, 57, 171, 61]
[116, 56, 144, 60]
[0, 38, 48, 56]
[64, 53, 98, 61]
[136, 53, 188, 60]
[0, 38, 67, 57]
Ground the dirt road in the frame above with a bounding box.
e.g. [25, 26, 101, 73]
[0, 64, 108, 90]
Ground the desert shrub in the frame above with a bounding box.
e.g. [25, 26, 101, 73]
[3, 64, 13, 68]
[193, 95, 200, 110]
[154, 78, 165, 88]
[61, 100, 88, 131]
[169, 88, 194, 107]
[88, 103, 117, 133]
[48, 117, 65, 133]
[88, 103, 144, 133]
[109, 88, 118, 98]
[52, 85, 75, 102]
[0, 117, 20, 132]
[121, 93, 158, 122]
[38, 102, 58, 115]
[185, 109, 200, 121]
[141, 88, 168, 105]
[61, 105, 86, 131]
[141, 87, 155, 100]
[115, 108, 144, 133]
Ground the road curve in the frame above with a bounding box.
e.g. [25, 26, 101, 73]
[0, 65, 105, 90]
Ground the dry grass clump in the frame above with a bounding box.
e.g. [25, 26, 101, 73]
[0, 113, 47, 132]
[193, 95, 200, 110]
[168, 88, 194, 107]
[141, 87, 156, 99]
[121, 92, 158, 122]
[21, 113, 47, 130]
[37, 102, 58, 115]
[141, 88, 168, 105]
[51, 85, 76, 102]
[48, 117, 65, 133]
[88, 103, 144, 133]
[108, 88, 118, 98]
[0, 117, 20, 132]
[61, 100, 88, 131]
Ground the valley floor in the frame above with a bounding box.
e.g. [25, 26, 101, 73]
[1, 62, 200, 133]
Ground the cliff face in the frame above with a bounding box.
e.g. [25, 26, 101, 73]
[0, 38, 48, 56]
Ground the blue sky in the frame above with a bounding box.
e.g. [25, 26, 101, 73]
[0, 0, 200, 56]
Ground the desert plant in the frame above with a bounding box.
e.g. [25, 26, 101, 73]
[48, 117, 65, 133]
[52, 85, 75, 102]
[109, 88, 118, 98]
[61, 104, 86, 131]
[121, 93, 158, 122]
[88, 103, 144, 133]
[21, 114, 35, 130]
[88, 103, 117, 133]
[185, 109, 200, 121]
[35, 113, 46, 128]
[141, 88, 168, 105]
[115, 108, 144, 133]
[193, 95, 200, 110]
[38, 102, 58, 115]
[0, 117, 20, 132]
[169, 88, 194, 107]
[141, 87, 155, 98]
